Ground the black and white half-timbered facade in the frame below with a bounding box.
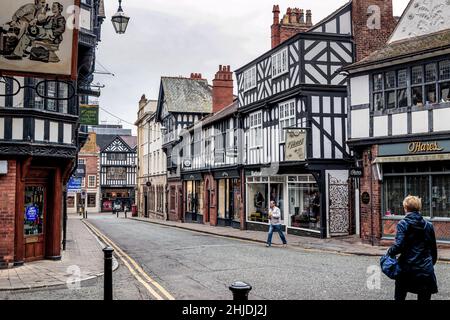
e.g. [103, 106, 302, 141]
[236, 0, 397, 239]
[156, 75, 212, 221]
[346, 0, 450, 244]
[99, 135, 137, 212]
[0, 1, 105, 266]
[180, 101, 244, 228]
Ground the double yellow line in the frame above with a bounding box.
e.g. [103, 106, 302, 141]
[83, 220, 175, 300]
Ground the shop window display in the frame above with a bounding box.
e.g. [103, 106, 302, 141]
[247, 181, 269, 223]
[383, 163, 450, 219]
[24, 187, 45, 236]
[288, 175, 320, 231]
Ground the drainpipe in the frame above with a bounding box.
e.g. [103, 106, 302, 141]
[368, 148, 374, 246]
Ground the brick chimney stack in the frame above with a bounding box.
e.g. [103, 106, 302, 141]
[271, 5, 313, 49]
[352, 0, 397, 61]
[271, 5, 281, 49]
[212, 65, 234, 113]
[190, 73, 204, 80]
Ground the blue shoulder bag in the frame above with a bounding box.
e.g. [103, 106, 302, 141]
[380, 254, 401, 280]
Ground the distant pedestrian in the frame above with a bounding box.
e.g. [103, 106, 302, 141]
[266, 201, 287, 248]
[387, 195, 438, 301]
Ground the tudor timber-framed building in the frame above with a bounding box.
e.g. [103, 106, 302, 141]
[346, 0, 450, 244]
[235, 0, 397, 239]
[179, 65, 245, 228]
[156, 74, 212, 221]
[0, 1, 105, 267]
[98, 135, 137, 212]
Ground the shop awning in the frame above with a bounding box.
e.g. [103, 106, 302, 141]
[373, 153, 450, 164]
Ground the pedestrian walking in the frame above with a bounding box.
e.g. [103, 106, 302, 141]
[266, 201, 287, 248]
[386, 195, 438, 301]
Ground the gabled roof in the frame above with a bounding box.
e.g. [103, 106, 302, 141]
[345, 29, 450, 72]
[307, 1, 351, 33]
[97, 135, 137, 152]
[157, 77, 212, 119]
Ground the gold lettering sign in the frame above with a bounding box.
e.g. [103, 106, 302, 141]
[408, 141, 444, 154]
[285, 129, 307, 161]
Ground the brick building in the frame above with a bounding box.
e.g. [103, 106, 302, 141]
[67, 133, 101, 214]
[156, 74, 213, 222]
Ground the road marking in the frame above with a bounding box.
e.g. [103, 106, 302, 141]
[82, 220, 175, 300]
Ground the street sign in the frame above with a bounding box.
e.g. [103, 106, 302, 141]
[67, 177, 82, 193]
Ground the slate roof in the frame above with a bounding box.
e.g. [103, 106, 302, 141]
[160, 77, 212, 114]
[346, 29, 450, 71]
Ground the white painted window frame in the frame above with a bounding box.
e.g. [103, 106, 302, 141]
[279, 100, 297, 143]
[244, 66, 257, 92]
[249, 111, 262, 149]
[272, 47, 289, 79]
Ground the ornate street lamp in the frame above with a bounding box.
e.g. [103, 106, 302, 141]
[111, 0, 130, 34]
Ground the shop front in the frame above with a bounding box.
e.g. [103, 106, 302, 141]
[246, 171, 323, 237]
[214, 170, 242, 229]
[101, 188, 134, 212]
[183, 174, 204, 223]
[374, 140, 450, 243]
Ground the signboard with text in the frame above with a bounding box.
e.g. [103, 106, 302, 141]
[285, 129, 307, 162]
[80, 105, 99, 126]
[67, 177, 82, 193]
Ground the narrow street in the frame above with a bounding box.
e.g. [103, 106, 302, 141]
[82, 213, 449, 300]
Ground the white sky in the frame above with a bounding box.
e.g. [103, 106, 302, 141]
[95, 0, 411, 133]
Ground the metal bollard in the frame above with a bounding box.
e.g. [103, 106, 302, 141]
[229, 281, 252, 301]
[103, 247, 114, 300]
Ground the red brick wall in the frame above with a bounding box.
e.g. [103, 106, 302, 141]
[271, 6, 312, 48]
[0, 160, 17, 267]
[79, 154, 99, 188]
[352, 0, 397, 61]
[360, 146, 382, 245]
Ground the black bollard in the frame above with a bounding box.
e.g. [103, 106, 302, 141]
[103, 247, 114, 300]
[229, 281, 252, 301]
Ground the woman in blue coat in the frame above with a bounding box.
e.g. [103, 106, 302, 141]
[387, 196, 438, 301]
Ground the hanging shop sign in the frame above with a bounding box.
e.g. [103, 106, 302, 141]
[80, 105, 100, 126]
[0, 0, 81, 80]
[285, 129, 307, 162]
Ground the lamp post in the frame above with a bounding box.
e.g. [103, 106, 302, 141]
[111, 0, 130, 34]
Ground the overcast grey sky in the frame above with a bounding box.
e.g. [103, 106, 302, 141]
[95, 0, 411, 133]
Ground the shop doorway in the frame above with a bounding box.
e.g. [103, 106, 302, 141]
[24, 185, 46, 262]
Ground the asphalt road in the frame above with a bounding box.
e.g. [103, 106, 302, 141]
[84, 214, 449, 301]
